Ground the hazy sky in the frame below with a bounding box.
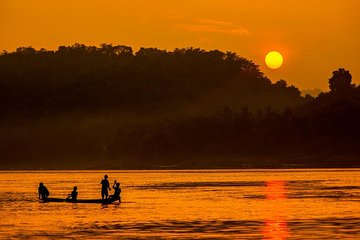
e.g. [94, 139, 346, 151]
[1, 0, 359, 89]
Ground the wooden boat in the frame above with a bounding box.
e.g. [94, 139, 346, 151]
[41, 197, 119, 204]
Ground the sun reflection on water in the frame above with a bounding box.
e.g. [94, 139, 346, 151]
[265, 181, 287, 200]
[262, 180, 289, 240]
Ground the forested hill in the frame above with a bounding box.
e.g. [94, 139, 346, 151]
[0, 44, 359, 169]
[0, 44, 304, 117]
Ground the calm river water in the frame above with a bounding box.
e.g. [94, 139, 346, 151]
[0, 169, 359, 239]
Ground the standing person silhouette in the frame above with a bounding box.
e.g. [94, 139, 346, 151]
[38, 182, 49, 200]
[100, 175, 111, 199]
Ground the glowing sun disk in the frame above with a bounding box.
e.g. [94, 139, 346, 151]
[265, 51, 283, 69]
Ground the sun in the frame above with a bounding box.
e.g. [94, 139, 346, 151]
[265, 51, 283, 69]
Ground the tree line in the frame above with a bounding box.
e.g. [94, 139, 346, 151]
[0, 43, 304, 117]
[0, 44, 359, 168]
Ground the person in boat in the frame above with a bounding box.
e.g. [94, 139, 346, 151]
[38, 182, 49, 200]
[67, 186, 78, 201]
[100, 175, 111, 199]
[109, 180, 121, 201]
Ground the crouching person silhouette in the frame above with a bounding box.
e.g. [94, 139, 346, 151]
[38, 182, 49, 200]
[109, 180, 121, 202]
[67, 186, 78, 202]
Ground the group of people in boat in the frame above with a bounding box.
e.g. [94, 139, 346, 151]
[38, 175, 121, 202]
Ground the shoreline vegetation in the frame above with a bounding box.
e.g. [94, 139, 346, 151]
[1, 44, 359, 169]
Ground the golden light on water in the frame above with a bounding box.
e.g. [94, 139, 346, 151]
[263, 180, 289, 239]
[265, 51, 283, 69]
[0, 171, 359, 238]
[265, 180, 287, 200]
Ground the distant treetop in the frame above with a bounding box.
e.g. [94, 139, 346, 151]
[329, 68, 354, 92]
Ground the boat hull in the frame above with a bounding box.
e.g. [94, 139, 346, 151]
[41, 197, 119, 204]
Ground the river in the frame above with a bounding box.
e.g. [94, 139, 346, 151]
[0, 169, 359, 239]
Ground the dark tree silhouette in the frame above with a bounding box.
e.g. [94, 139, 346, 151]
[329, 68, 354, 92]
[0, 44, 305, 117]
[275, 79, 288, 88]
[0, 45, 359, 169]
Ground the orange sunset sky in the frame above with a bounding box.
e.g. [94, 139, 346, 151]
[0, 0, 359, 90]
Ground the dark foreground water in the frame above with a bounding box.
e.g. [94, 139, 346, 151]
[0, 169, 359, 239]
